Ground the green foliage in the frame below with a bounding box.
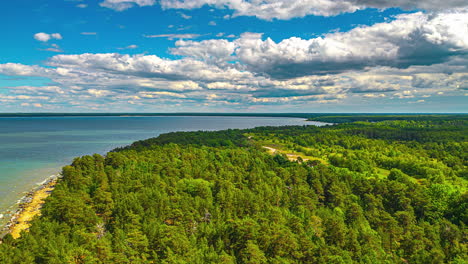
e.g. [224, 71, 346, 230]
[307, 114, 468, 124]
[0, 118, 466, 263]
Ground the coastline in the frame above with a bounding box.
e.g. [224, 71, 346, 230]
[1, 175, 59, 240]
[0, 116, 317, 241]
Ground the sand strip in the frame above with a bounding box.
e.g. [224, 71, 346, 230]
[2, 177, 58, 239]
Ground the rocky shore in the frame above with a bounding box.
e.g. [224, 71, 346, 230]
[1, 175, 59, 240]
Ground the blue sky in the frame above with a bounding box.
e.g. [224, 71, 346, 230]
[0, 0, 467, 112]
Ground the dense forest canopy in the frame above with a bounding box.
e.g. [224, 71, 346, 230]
[0, 116, 466, 263]
[307, 115, 468, 123]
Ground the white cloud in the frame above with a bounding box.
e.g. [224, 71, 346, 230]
[159, 0, 468, 20]
[34, 32, 62, 42]
[0, 57, 465, 110]
[117, 44, 138, 50]
[160, 0, 357, 19]
[34, 33, 50, 42]
[40, 47, 63, 52]
[45, 53, 254, 84]
[169, 11, 468, 78]
[363, 93, 386, 98]
[3, 8, 468, 111]
[140, 91, 187, 98]
[77, 4, 88, 8]
[394, 90, 415, 98]
[0, 63, 49, 76]
[51, 33, 62, 40]
[88, 89, 114, 97]
[97, 0, 468, 19]
[81, 32, 97, 35]
[411, 73, 468, 90]
[40, 44, 63, 53]
[100, 0, 156, 11]
[143, 33, 201, 40]
[178, 12, 192, 19]
[206, 82, 248, 90]
[168, 81, 201, 90]
[7, 86, 64, 95]
[171, 39, 236, 64]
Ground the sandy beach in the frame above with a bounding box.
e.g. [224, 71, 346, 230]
[2, 176, 58, 239]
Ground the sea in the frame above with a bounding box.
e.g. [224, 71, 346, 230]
[0, 116, 323, 226]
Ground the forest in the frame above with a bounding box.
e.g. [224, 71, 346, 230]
[0, 116, 466, 263]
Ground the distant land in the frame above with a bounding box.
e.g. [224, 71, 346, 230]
[1, 113, 466, 118]
[1, 113, 467, 124]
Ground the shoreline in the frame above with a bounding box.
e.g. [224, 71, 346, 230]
[1, 174, 60, 240]
[0, 116, 321, 241]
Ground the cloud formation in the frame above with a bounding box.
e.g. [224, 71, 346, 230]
[34, 33, 62, 42]
[99, 0, 468, 19]
[0, 57, 465, 111]
[117, 44, 138, 50]
[2, 8, 467, 111]
[171, 11, 468, 78]
[100, 0, 156, 11]
[144, 33, 201, 40]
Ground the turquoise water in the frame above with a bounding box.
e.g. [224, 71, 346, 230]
[0, 116, 317, 225]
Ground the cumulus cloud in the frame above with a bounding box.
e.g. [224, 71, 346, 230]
[206, 82, 248, 90]
[0, 57, 464, 110]
[411, 73, 468, 90]
[160, 0, 357, 19]
[394, 90, 415, 98]
[7, 86, 65, 95]
[34, 32, 62, 42]
[2, 8, 467, 111]
[160, 0, 468, 19]
[168, 81, 201, 90]
[88, 89, 114, 97]
[170, 11, 468, 78]
[47, 53, 253, 82]
[97, 0, 467, 19]
[352, 0, 467, 11]
[0, 63, 50, 76]
[171, 39, 236, 64]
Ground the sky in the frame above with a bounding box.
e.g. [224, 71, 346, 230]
[0, 0, 467, 113]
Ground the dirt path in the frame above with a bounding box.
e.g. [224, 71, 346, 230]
[262, 146, 308, 162]
[262, 146, 278, 154]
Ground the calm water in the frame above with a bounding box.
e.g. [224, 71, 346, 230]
[0, 116, 320, 224]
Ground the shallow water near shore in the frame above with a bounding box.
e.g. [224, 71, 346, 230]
[0, 116, 321, 227]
